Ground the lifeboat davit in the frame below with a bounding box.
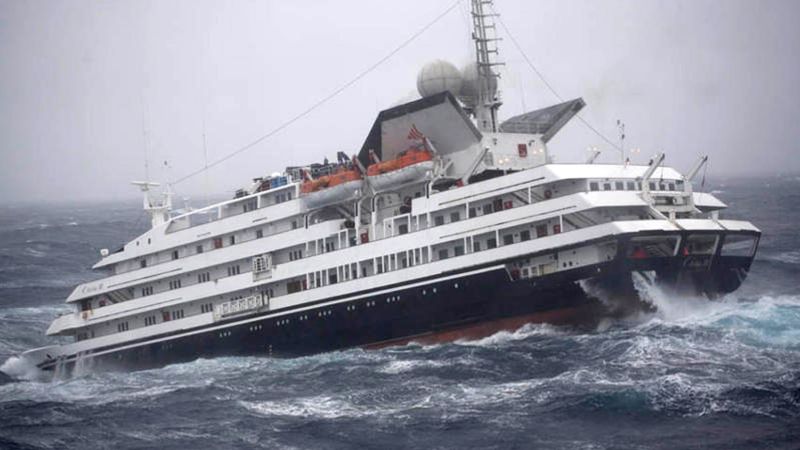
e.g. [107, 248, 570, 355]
[301, 167, 363, 207]
[366, 147, 434, 191]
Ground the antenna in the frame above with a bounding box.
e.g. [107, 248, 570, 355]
[140, 94, 151, 183]
[616, 119, 626, 164]
[202, 116, 210, 207]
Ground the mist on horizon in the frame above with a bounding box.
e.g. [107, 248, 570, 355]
[2, 0, 799, 204]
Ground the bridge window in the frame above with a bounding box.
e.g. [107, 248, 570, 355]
[589, 182, 599, 191]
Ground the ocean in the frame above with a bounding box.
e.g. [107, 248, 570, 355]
[1, 176, 798, 449]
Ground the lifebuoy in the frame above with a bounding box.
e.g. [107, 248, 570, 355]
[544, 189, 552, 199]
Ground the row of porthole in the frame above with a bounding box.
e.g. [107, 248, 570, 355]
[249, 324, 263, 332]
[298, 314, 309, 321]
[346, 305, 357, 311]
[277, 319, 290, 326]
[365, 300, 376, 307]
[421, 287, 438, 296]
[219, 330, 232, 338]
[317, 310, 332, 317]
[386, 295, 401, 303]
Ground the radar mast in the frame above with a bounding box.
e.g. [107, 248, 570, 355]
[469, 0, 503, 132]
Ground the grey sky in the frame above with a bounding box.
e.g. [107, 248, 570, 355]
[1, 0, 799, 204]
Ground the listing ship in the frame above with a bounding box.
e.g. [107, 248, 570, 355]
[20, 1, 759, 376]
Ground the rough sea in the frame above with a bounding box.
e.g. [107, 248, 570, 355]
[1, 176, 798, 450]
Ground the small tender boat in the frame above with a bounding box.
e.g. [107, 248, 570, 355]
[301, 167, 362, 207]
[367, 147, 434, 191]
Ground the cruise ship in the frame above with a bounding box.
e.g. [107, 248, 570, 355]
[20, 1, 759, 376]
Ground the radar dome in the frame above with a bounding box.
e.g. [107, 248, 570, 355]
[458, 62, 498, 108]
[416, 60, 463, 98]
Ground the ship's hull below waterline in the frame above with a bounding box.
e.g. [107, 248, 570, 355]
[40, 252, 755, 377]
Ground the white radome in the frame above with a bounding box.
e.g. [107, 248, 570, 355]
[458, 61, 498, 108]
[416, 60, 463, 98]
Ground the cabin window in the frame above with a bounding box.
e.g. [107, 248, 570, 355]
[493, 198, 504, 212]
[171, 310, 184, 320]
[229, 235, 236, 246]
[438, 249, 449, 260]
[288, 280, 304, 293]
[473, 241, 482, 252]
[520, 230, 531, 241]
[196, 245, 203, 254]
[201, 303, 213, 313]
[213, 238, 223, 249]
[434, 216, 444, 226]
[169, 279, 181, 290]
[503, 234, 514, 245]
[139, 259, 147, 268]
[141, 286, 153, 297]
[483, 204, 493, 215]
[291, 220, 298, 229]
[198, 272, 210, 283]
[454, 245, 465, 256]
[676, 180, 685, 191]
[721, 234, 757, 257]
[603, 182, 611, 191]
[399, 224, 408, 235]
[668, 182, 676, 191]
[487, 238, 497, 249]
[626, 181, 636, 190]
[536, 225, 548, 238]
[117, 321, 129, 332]
[450, 212, 460, 223]
[172, 250, 179, 260]
[469, 208, 477, 218]
[144, 316, 156, 326]
[649, 182, 657, 191]
[256, 229, 263, 239]
[589, 182, 599, 191]
[615, 181, 624, 190]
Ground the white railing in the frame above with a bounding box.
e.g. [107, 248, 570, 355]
[213, 293, 268, 320]
[252, 254, 274, 280]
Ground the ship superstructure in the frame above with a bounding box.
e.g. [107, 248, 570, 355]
[20, 1, 759, 375]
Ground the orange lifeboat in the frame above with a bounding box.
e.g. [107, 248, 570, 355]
[366, 147, 434, 191]
[301, 167, 363, 207]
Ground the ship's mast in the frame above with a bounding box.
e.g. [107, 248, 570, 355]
[470, 0, 503, 132]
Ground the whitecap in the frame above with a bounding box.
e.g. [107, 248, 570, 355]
[240, 396, 367, 419]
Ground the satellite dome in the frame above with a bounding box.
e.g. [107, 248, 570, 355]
[458, 62, 498, 108]
[416, 60, 463, 98]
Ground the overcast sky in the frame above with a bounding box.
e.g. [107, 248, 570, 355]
[1, 0, 799, 204]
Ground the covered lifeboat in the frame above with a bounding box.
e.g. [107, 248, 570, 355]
[366, 146, 434, 191]
[300, 165, 363, 208]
